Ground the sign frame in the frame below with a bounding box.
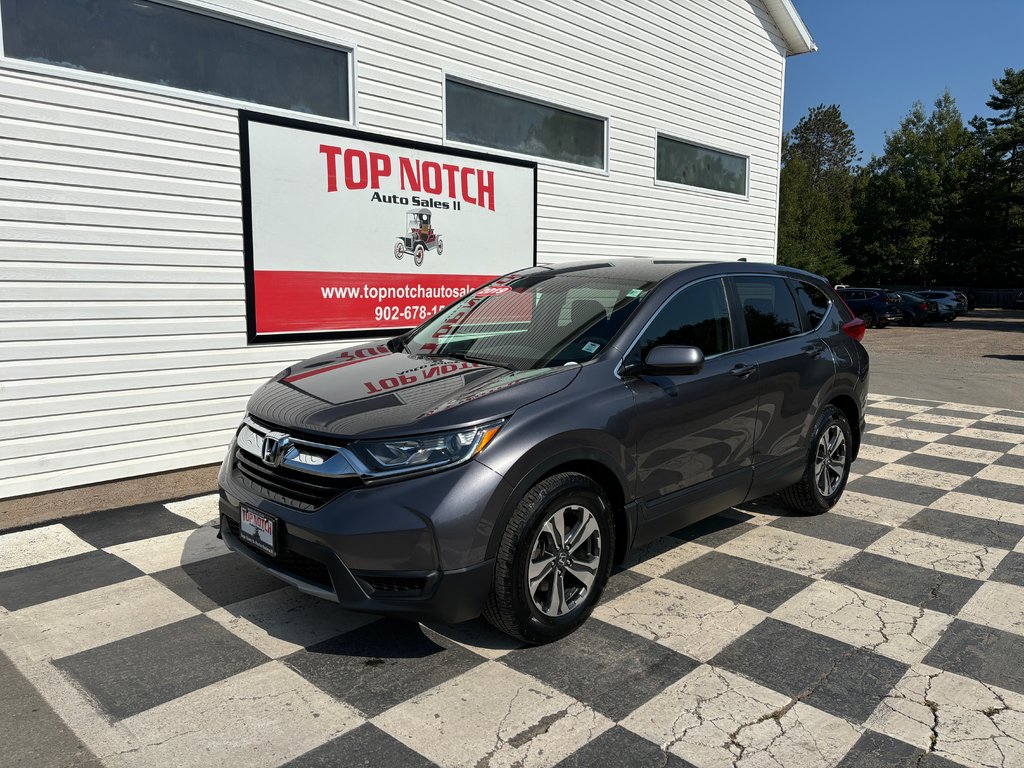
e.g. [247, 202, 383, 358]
[239, 110, 538, 345]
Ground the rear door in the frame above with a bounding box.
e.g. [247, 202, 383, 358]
[623, 277, 758, 534]
[727, 275, 836, 482]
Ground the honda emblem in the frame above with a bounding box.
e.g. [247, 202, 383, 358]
[261, 431, 292, 467]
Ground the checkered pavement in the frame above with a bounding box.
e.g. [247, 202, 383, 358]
[2, 394, 1024, 768]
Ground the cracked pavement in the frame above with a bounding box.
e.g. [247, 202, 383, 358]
[2, 394, 1024, 767]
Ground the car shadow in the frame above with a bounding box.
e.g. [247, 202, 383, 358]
[984, 354, 1024, 361]
[940, 315, 1024, 333]
[185, 500, 802, 660]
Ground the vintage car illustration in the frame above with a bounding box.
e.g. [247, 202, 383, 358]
[394, 208, 443, 267]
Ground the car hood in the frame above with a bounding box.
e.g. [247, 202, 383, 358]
[245, 342, 580, 440]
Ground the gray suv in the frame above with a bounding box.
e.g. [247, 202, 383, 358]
[218, 260, 869, 643]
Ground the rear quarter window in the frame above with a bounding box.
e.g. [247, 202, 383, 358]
[790, 280, 831, 331]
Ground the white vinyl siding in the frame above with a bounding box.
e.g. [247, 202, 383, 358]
[0, 0, 788, 498]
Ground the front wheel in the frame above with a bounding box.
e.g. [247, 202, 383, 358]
[436, 238, 444, 255]
[394, 241, 405, 260]
[778, 405, 853, 515]
[859, 311, 877, 329]
[414, 244, 425, 267]
[484, 473, 614, 644]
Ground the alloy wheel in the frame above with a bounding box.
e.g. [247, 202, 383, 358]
[814, 424, 847, 497]
[527, 504, 602, 617]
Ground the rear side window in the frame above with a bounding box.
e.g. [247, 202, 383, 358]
[732, 276, 802, 346]
[791, 280, 831, 331]
[628, 278, 733, 365]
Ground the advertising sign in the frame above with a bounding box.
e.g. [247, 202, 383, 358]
[240, 111, 537, 343]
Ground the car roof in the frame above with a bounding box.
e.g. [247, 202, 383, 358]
[530, 258, 825, 285]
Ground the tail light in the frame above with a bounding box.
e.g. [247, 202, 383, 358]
[920, 303, 927, 311]
[842, 318, 866, 341]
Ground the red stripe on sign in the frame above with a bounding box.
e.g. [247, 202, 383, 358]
[253, 271, 496, 334]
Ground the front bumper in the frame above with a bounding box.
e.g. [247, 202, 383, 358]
[218, 443, 512, 624]
[220, 513, 493, 623]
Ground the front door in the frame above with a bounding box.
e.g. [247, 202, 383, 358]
[623, 278, 759, 538]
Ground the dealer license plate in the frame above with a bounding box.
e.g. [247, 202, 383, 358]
[239, 506, 277, 557]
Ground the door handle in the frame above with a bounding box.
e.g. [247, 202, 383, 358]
[730, 363, 756, 378]
[801, 343, 824, 359]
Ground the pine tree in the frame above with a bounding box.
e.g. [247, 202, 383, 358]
[777, 105, 858, 281]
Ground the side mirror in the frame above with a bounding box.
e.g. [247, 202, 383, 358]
[643, 345, 705, 375]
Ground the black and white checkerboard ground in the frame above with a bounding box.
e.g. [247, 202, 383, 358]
[2, 394, 1024, 768]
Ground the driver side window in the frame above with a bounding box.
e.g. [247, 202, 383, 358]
[627, 278, 733, 367]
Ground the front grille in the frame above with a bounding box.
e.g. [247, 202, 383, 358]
[233, 448, 360, 511]
[226, 519, 333, 589]
[358, 574, 428, 594]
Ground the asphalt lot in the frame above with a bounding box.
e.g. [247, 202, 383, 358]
[2, 312, 1024, 768]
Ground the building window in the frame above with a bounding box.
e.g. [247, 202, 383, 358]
[0, 0, 350, 119]
[445, 79, 605, 169]
[656, 135, 747, 195]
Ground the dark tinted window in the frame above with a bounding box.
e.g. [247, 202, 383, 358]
[446, 80, 605, 169]
[656, 135, 747, 195]
[791, 280, 831, 331]
[629, 278, 733, 365]
[1, 0, 349, 118]
[732, 276, 802, 346]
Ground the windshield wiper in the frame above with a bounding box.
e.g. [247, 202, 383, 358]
[421, 350, 517, 370]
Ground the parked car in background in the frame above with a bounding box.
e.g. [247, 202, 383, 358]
[932, 288, 971, 314]
[892, 291, 931, 326]
[917, 290, 963, 319]
[1014, 291, 1024, 309]
[835, 288, 903, 328]
[217, 259, 868, 643]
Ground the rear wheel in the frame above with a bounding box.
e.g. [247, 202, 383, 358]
[483, 472, 614, 644]
[414, 244, 425, 267]
[779, 405, 852, 515]
[859, 311, 877, 329]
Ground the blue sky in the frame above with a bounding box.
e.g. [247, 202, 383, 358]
[783, 0, 1024, 161]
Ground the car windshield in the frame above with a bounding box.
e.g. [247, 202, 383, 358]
[403, 270, 657, 370]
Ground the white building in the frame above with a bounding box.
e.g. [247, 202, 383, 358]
[0, 0, 814, 498]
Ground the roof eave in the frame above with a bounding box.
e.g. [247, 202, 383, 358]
[762, 0, 817, 56]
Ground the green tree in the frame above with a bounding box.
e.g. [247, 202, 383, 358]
[848, 92, 982, 284]
[777, 104, 858, 281]
[983, 68, 1024, 280]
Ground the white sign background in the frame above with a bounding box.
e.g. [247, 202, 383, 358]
[247, 119, 535, 277]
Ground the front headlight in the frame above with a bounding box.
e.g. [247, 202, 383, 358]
[349, 420, 504, 479]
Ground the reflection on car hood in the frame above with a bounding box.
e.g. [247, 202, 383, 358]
[246, 342, 581, 439]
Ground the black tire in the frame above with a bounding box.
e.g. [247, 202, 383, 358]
[483, 472, 614, 644]
[859, 311, 876, 329]
[778, 405, 853, 515]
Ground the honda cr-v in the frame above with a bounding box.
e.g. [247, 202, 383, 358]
[218, 259, 868, 642]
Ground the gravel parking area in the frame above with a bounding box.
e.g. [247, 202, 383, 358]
[863, 309, 1024, 410]
[2, 395, 1023, 768]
